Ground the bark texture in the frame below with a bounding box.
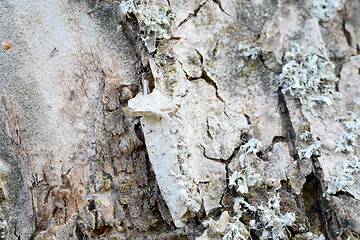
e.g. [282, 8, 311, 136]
[0, 0, 359, 239]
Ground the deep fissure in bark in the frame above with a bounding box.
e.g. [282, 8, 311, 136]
[277, 88, 300, 161]
[302, 174, 327, 237]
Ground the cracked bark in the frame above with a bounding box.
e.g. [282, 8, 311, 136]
[0, 0, 360, 239]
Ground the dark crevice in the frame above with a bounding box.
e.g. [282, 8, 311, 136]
[206, 119, 213, 140]
[212, 0, 230, 16]
[189, 69, 224, 103]
[287, 226, 296, 238]
[88, 199, 96, 211]
[331, 191, 356, 199]
[200, 144, 228, 163]
[75, 223, 84, 240]
[250, 229, 258, 240]
[243, 114, 251, 125]
[14, 223, 20, 240]
[259, 53, 280, 73]
[134, 120, 145, 144]
[212, 40, 219, 57]
[256, 136, 287, 161]
[195, 49, 203, 64]
[277, 88, 299, 161]
[177, 60, 190, 79]
[342, 19, 352, 47]
[302, 174, 327, 237]
[272, 135, 287, 144]
[176, 1, 208, 28]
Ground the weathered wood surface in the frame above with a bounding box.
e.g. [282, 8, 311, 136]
[0, 0, 359, 239]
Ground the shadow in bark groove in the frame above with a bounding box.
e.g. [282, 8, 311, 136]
[302, 174, 327, 237]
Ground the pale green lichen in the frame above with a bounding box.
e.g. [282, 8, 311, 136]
[298, 141, 321, 161]
[256, 194, 296, 240]
[223, 219, 250, 240]
[238, 43, 261, 60]
[223, 194, 296, 240]
[229, 139, 262, 194]
[303, 232, 326, 240]
[313, 0, 344, 22]
[225, 137, 295, 240]
[0, 219, 7, 240]
[334, 112, 360, 153]
[278, 44, 338, 116]
[327, 156, 360, 196]
[298, 130, 312, 142]
[237, 43, 261, 71]
[119, 0, 173, 52]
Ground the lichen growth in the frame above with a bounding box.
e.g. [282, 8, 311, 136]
[223, 219, 250, 240]
[238, 43, 261, 61]
[229, 139, 262, 194]
[223, 194, 296, 240]
[0, 219, 7, 240]
[334, 112, 360, 153]
[304, 232, 326, 240]
[225, 138, 296, 239]
[170, 169, 202, 213]
[119, 0, 173, 51]
[170, 132, 202, 213]
[327, 156, 360, 196]
[298, 141, 321, 161]
[237, 43, 261, 72]
[256, 194, 296, 240]
[313, 0, 344, 22]
[278, 44, 338, 115]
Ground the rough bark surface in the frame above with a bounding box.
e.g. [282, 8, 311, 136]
[0, 0, 359, 239]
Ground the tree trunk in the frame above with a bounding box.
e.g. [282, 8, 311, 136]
[0, 0, 359, 239]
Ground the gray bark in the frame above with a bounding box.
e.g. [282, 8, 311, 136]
[0, 0, 359, 239]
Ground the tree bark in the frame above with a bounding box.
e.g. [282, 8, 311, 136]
[0, 0, 359, 239]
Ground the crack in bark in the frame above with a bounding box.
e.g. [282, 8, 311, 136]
[195, 49, 203, 64]
[206, 119, 213, 140]
[200, 142, 241, 165]
[212, 0, 230, 16]
[277, 88, 299, 161]
[277, 88, 341, 238]
[178, 59, 224, 103]
[176, 1, 208, 29]
[342, 19, 352, 47]
[256, 136, 287, 161]
[189, 69, 224, 103]
[259, 53, 281, 74]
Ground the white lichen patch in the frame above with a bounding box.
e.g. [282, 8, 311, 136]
[224, 137, 298, 239]
[237, 42, 261, 71]
[229, 139, 262, 194]
[223, 219, 250, 240]
[298, 141, 321, 161]
[278, 43, 338, 115]
[334, 112, 360, 153]
[295, 232, 325, 240]
[327, 157, 360, 197]
[119, 0, 173, 52]
[222, 194, 296, 240]
[313, 0, 345, 22]
[256, 194, 296, 240]
[238, 43, 261, 60]
[304, 232, 325, 240]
